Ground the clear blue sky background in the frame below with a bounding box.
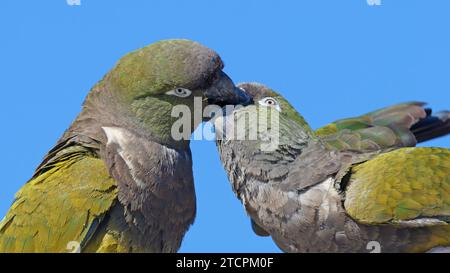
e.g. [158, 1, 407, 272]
[1, 0, 449, 253]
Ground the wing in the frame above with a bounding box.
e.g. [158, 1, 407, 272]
[0, 145, 117, 253]
[344, 147, 450, 225]
[316, 102, 450, 152]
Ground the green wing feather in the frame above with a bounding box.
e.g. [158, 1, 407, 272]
[344, 147, 450, 225]
[316, 102, 427, 152]
[0, 147, 117, 253]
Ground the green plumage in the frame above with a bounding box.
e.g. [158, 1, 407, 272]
[0, 147, 117, 252]
[316, 102, 428, 152]
[345, 147, 450, 224]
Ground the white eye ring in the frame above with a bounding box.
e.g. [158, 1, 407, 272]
[165, 88, 192, 98]
[258, 97, 281, 112]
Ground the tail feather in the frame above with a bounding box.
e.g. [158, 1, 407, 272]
[411, 110, 450, 143]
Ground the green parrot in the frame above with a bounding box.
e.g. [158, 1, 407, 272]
[215, 82, 450, 253]
[0, 39, 251, 253]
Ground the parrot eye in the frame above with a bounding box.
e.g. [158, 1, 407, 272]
[166, 88, 192, 98]
[259, 97, 281, 111]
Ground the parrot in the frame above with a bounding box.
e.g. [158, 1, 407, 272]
[215, 82, 450, 253]
[0, 39, 251, 253]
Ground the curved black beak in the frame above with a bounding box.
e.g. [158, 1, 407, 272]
[204, 71, 253, 107]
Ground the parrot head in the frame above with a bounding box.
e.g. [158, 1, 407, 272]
[237, 83, 312, 129]
[215, 82, 315, 147]
[86, 39, 251, 147]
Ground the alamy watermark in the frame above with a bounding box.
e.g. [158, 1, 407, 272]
[367, 0, 382, 6]
[367, 241, 381, 253]
[67, 0, 81, 6]
[67, 241, 81, 253]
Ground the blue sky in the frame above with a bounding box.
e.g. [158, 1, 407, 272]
[0, 0, 449, 253]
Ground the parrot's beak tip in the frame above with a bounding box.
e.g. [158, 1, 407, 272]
[239, 89, 254, 106]
[229, 86, 254, 107]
